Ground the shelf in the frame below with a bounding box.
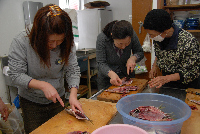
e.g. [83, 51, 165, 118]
[79, 52, 97, 98]
[164, 4, 200, 11]
[77, 91, 89, 99]
[81, 74, 87, 79]
[78, 85, 89, 94]
[80, 69, 98, 79]
[186, 30, 200, 32]
[161, 2, 200, 33]
[91, 89, 98, 96]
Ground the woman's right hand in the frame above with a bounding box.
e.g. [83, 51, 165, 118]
[29, 79, 64, 107]
[108, 70, 122, 86]
[41, 82, 64, 107]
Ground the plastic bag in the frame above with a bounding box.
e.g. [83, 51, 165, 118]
[142, 33, 151, 52]
[0, 105, 24, 134]
[13, 95, 20, 109]
[134, 56, 148, 74]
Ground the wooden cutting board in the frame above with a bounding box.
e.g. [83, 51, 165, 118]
[30, 98, 117, 134]
[97, 78, 148, 103]
[181, 88, 200, 134]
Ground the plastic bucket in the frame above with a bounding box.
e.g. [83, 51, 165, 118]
[91, 124, 148, 134]
[116, 93, 191, 134]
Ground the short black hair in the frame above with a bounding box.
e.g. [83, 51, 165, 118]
[112, 20, 133, 39]
[143, 9, 172, 32]
[103, 20, 133, 39]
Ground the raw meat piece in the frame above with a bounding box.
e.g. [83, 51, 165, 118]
[190, 99, 200, 105]
[189, 105, 198, 110]
[121, 77, 133, 86]
[65, 108, 88, 120]
[105, 87, 130, 93]
[105, 86, 138, 94]
[124, 86, 138, 91]
[129, 106, 173, 121]
[120, 92, 128, 98]
[65, 107, 93, 124]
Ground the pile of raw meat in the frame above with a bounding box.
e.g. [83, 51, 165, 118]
[129, 106, 173, 121]
[105, 86, 138, 94]
[105, 77, 138, 98]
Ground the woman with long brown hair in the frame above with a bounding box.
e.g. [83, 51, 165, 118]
[8, 4, 83, 133]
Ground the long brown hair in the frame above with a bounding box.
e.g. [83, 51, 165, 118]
[28, 4, 74, 68]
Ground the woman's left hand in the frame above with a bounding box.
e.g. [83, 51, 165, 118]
[148, 76, 170, 88]
[126, 56, 137, 74]
[69, 88, 84, 113]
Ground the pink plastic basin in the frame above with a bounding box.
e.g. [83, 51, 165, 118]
[92, 124, 148, 134]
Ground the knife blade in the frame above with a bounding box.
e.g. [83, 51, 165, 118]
[83, 113, 94, 125]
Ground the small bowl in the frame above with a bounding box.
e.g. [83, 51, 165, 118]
[92, 124, 148, 134]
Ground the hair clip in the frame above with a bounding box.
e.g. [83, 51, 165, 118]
[47, 5, 61, 17]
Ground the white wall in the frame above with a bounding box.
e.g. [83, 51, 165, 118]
[0, 0, 59, 57]
[86, 0, 132, 23]
[0, 0, 59, 103]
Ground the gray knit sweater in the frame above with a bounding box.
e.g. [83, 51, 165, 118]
[8, 30, 80, 104]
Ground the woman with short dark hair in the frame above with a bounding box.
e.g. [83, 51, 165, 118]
[8, 4, 83, 133]
[96, 20, 144, 90]
[144, 9, 200, 89]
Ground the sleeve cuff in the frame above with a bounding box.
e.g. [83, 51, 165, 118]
[133, 54, 140, 62]
[107, 70, 112, 75]
[178, 72, 184, 82]
[68, 85, 79, 92]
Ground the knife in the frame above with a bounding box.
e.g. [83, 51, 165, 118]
[126, 70, 131, 81]
[65, 106, 94, 125]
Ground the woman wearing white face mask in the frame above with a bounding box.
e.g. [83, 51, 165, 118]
[143, 9, 200, 89]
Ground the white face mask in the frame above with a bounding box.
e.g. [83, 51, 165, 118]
[150, 33, 164, 42]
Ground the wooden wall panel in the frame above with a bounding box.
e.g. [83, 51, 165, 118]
[132, 0, 153, 81]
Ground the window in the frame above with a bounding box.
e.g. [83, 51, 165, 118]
[68, 0, 79, 10]
[59, 0, 85, 10]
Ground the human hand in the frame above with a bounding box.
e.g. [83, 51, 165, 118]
[109, 71, 122, 86]
[0, 98, 9, 121]
[148, 76, 170, 88]
[69, 88, 84, 113]
[149, 66, 158, 79]
[41, 82, 64, 107]
[126, 56, 136, 74]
